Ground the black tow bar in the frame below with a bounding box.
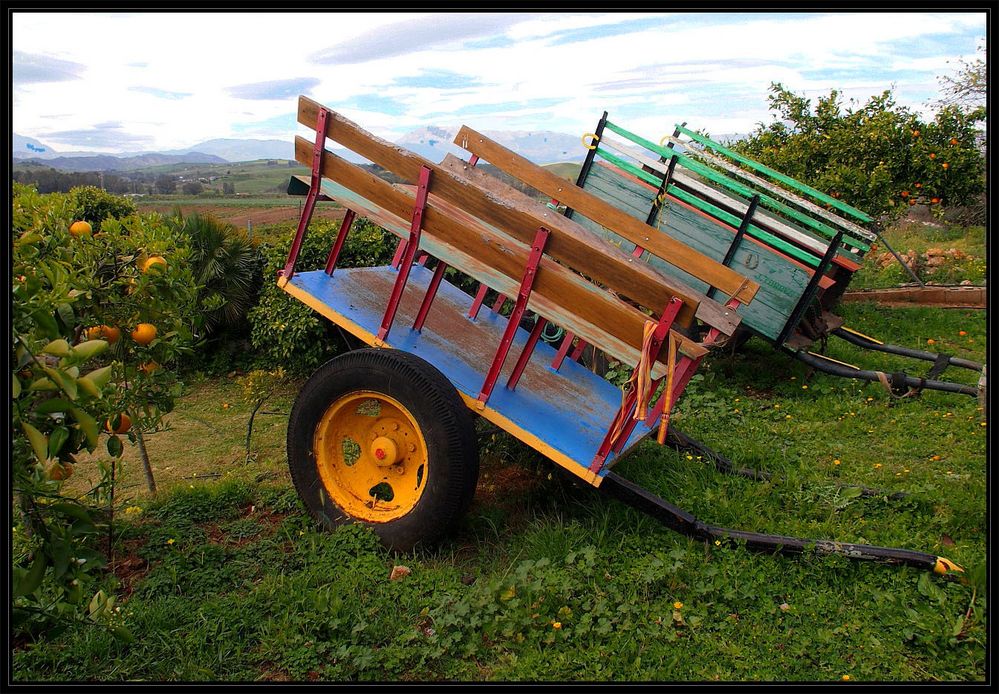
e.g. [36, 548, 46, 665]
[600, 471, 961, 575]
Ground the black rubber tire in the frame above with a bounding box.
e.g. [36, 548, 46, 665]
[287, 348, 479, 552]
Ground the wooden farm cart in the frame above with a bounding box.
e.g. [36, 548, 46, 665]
[279, 95, 961, 576]
[551, 112, 985, 402]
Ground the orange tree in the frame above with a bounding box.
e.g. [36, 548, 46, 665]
[12, 183, 197, 639]
[732, 83, 985, 222]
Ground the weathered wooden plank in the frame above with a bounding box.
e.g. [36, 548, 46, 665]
[435, 154, 740, 336]
[450, 124, 759, 307]
[297, 97, 708, 330]
[663, 132, 875, 244]
[290, 146, 708, 366]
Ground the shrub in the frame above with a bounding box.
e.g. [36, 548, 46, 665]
[732, 83, 986, 223]
[69, 186, 137, 229]
[247, 216, 394, 372]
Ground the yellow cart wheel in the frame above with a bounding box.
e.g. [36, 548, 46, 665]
[287, 349, 479, 551]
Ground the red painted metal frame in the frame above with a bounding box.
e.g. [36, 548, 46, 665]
[390, 237, 407, 269]
[551, 332, 576, 370]
[589, 296, 684, 473]
[281, 107, 330, 281]
[324, 209, 356, 275]
[645, 298, 742, 425]
[477, 226, 550, 404]
[507, 315, 546, 390]
[491, 294, 507, 313]
[413, 259, 448, 332]
[378, 165, 433, 342]
[468, 283, 490, 319]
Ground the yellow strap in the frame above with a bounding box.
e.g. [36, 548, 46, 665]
[582, 132, 600, 150]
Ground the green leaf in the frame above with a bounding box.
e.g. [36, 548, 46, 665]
[840, 486, 863, 500]
[82, 365, 113, 389]
[28, 377, 59, 392]
[72, 339, 109, 362]
[77, 376, 101, 399]
[48, 426, 70, 459]
[68, 406, 99, 449]
[111, 625, 135, 644]
[44, 367, 78, 400]
[35, 398, 74, 415]
[32, 309, 60, 339]
[42, 339, 72, 357]
[14, 553, 48, 599]
[13, 374, 21, 399]
[106, 435, 124, 458]
[50, 502, 93, 524]
[21, 421, 49, 463]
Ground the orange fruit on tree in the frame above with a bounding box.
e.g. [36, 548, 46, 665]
[942, 162, 949, 170]
[131, 323, 157, 346]
[931, 197, 940, 204]
[69, 220, 92, 238]
[911, 130, 920, 137]
[915, 182, 922, 188]
[901, 190, 909, 198]
[84, 326, 103, 341]
[101, 325, 122, 344]
[141, 255, 167, 273]
[47, 461, 75, 481]
[929, 152, 936, 159]
[106, 413, 132, 434]
[950, 138, 959, 145]
[138, 361, 160, 375]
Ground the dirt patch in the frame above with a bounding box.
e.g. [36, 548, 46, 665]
[109, 537, 150, 600]
[138, 204, 345, 229]
[473, 459, 545, 511]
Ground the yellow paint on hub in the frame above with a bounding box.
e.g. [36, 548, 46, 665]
[313, 391, 427, 523]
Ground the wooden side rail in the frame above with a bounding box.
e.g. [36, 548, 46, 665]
[436, 155, 740, 336]
[286, 154, 707, 370]
[451, 125, 760, 308]
[298, 96, 739, 331]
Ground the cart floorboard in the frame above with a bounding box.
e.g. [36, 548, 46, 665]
[285, 264, 654, 485]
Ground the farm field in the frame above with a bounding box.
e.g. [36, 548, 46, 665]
[14, 289, 987, 682]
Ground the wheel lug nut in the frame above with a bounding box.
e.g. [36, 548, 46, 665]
[392, 422, 400, 431]
[408, 443, 416, 452]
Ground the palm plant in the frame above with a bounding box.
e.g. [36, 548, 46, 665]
[170, 212, 264, 338]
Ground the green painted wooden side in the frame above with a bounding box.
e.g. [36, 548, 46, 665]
[591, 149, 854, 271]
[673, 124, 873, 223]
[605, 120, 870, 252]
[577, 159, 813, 342]
[667, 185, 821, 268]
[586, 162, 658, 220]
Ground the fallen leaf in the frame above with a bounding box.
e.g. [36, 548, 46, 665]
[940, 534, 956, 547]
[389, 565, 411, 581]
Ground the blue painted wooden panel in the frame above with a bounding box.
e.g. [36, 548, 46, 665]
[289, 265, 656, 478]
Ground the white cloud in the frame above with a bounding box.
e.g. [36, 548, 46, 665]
[11, 11, 985, 153]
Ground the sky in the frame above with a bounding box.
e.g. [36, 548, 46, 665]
[10, 11, 987, 154]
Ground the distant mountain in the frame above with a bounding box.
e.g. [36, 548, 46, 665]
[16, 152, 227, 172]
[12, 124, 585, 173]
[395, 126, 585, 165]
[163, 138, 294, 162]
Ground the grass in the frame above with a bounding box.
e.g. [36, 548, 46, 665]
[12, 297, 987, 683]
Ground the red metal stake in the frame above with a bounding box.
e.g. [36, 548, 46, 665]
[551, 331, 576, 370]
[417, 251, 430, 266]
[281, 108, 330, 281]
[570, 339, 587, 362]
[324, 209, 356, 275]
[378, 166, 432, 342]
[507, 316, 546, 390]
[646, 298, 742, 427]
[468, 283, 489, 320]
[589, 297, 684, 472]
[631, 245, 645, 259]
[390, 237, 407, 269]
[477, 227, 550, 405]
[413, 260, 448, 332]
[491, 293, 507, 314]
